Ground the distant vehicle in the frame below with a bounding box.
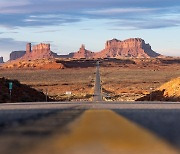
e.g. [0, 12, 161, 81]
[65, 91, 72, 95]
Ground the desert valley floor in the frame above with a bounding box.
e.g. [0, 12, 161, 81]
[0, 58, 179, 102]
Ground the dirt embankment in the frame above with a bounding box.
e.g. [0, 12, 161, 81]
[137, 77, 180, 102]
[0, 78, 52, 103]
[1, 59, 64, 70]
[1, 57, 180, 70]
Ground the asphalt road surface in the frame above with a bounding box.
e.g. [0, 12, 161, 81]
[0, 63, 180, 154]
[93, 61, 102, 101]
[0, 102, 180, 154]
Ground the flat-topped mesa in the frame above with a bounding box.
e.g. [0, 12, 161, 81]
[21, 43, 56, 60]
[0, 57, 4, 63]
[32, 43, 50, 52]
[106, 38, 145, 49]
[10, 51, 26, 61]
[7, 38, 161, 61]
[101, 38, 160, 58]
[8, 43, 31, 61]
[62, 38, 160, 59]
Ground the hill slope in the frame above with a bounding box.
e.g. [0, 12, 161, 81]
[0, 78, 52, 103]
[137, 77, 180, 101]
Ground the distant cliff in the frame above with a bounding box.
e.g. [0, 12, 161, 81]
[7, 38, 161, 61]
[94, 38, 160, 58]
[21, 43, 58, 60]
[61, 38, 160, 59]
[10, 51, 26, 61]
[72, 44, 95, 59]
[0, 57, 4, 63]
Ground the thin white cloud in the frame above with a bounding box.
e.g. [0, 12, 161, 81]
[108, 16, 180, 30]
[85, 7, 160, 15]
[28, 14, 72, 19]
[0, 0, 30, 8]
[0, 0, 179, 30]
[22, 14, 81, 26]
[0, 9, 29, 14]
[24, 19, 38, 22]
[35, 29, 62, 33]
[0, 0, 30, 14]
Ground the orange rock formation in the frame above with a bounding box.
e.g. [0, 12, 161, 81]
[8, 38, 160, 61]
[63, 38, 160, 59]
[72, 44, 95, 59]
[94, 38, 160, 58]
[22, 43, 56, 60]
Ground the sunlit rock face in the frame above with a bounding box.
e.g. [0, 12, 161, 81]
[72, 44, 95, 59]
[67, 38, 160, 59]
[22, 43, 58, 60]
[94, 38, 160, 58]
[8, 38, 160, 61]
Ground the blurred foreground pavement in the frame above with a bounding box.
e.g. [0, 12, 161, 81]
[0, 101, 180, 154]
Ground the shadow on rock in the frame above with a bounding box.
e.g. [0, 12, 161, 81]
[0, 77, 53, 103]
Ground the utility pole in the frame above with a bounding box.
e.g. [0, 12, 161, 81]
[45, 88, 48, 102]
[150, 87, 153, 101]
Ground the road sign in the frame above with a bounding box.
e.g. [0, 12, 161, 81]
[9, 82, 13, 90]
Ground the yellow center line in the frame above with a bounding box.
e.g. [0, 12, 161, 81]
[29, 110, 179, 154]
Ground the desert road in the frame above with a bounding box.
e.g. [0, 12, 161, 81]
[93, 61, 102, 101]
[0, 102, 180, 154]
[0, 63, 180, 154]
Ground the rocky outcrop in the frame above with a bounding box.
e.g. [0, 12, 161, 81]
[21, 43, 58, 60]
[0, 77, 53, 103]
[0, 57, 4, 63]
[26, 43, 31, 54]
[10, 51, 26, 61]
[72, 44, 94, 59]
[58, 44, 94, 59]
[136, 77, 180, 102]
[61, 38, 160, 59]
[2, 59, 64, 69]
[94, 38, 160, 58]
[7, 38, 160, 61]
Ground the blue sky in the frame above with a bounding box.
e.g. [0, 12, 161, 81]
[0, 0, 180, 61]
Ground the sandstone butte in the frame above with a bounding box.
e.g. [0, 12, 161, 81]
[2, 43, 63, 69]
[10, 51, 26, 61]
[94, 38, 160, 58]
[63, 38, 160, 59]
[8, 38, 160, 61]
[72, 44, 95, 59]
[22, 43, 58, 60]
[9, 43, 58, 61]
